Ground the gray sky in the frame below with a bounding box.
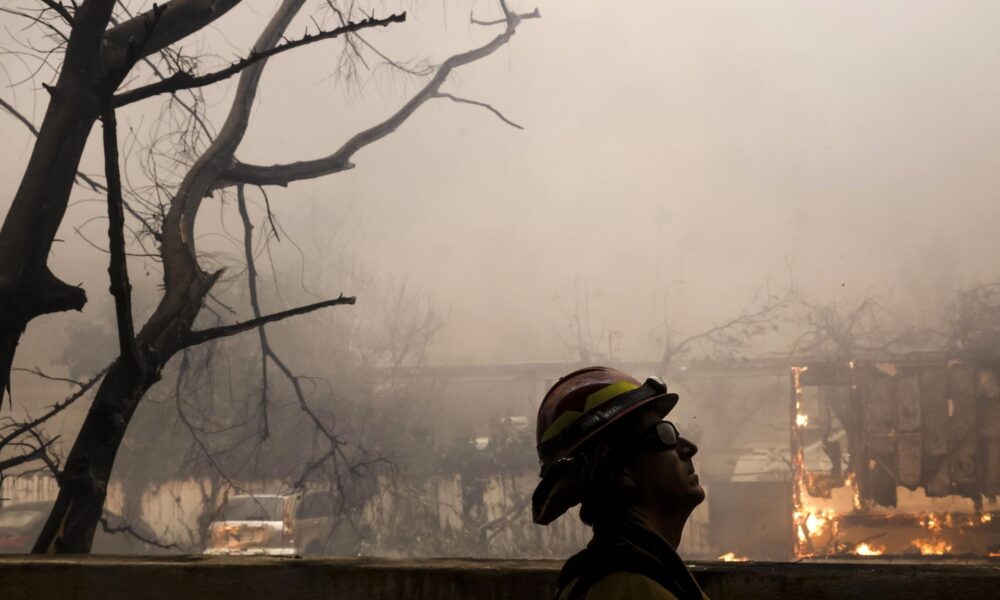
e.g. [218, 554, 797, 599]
[4, 0, 1000, 369]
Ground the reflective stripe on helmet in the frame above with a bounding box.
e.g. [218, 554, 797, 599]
[537, 377, 666, 463]
[539, 381, 639, 444]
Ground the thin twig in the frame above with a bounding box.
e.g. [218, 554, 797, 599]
[0, 365, 109, 449]
[0, 96, 106, 192]
[432, 92, 523, 129]
[11, 367, 86, 387]
[39, 0, 73, 25]
[98, 515, 181, 551]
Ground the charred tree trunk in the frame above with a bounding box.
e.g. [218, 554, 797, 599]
[0, 0, 114, 398]
[32, 358, 152, 552]
[0, 0, 243, 400]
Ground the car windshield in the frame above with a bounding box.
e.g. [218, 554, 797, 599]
[220, 497, 284, 521]
[0, 507, 45, 529]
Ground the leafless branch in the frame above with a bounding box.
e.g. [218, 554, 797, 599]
[0, 365, 108, 449]
[660, 282, 793, 369]
[182, 295, 356, 348]
[113, 13, 406, 107]
[221, 4, 540, 187]
[39, 0, 74, 25]
[10, 367, 86, 387]
[0, 6, 70, 43]
[101, 108, 141, 367]
[0, 433, 58, 473]
[471, 2, 539, 26]
[173, 351, 255, 498]
[98, 515, 181, 551]
[432, 92, 523, 129]
[236, 185, 270, 439]
[0, 96, 106, 192]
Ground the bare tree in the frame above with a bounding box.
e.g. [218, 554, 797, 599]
[949, 282, 1000, 355]
[0, 0, 539, 552]
[656, 282, 793, 375]
[787, 293, 944, 361]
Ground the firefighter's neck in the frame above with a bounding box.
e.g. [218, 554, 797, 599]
[632, 503, 691, 548]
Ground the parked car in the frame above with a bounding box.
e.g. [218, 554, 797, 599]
[0, 500, 168, 554]
[204, 494, 296, 556]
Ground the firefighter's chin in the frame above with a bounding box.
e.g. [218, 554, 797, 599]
[686, 473, 706, 506]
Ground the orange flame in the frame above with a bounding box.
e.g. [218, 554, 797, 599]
[717, 552, 749, 562]
[854, 542, 885, 556]
[915, 539, 952, 555]
[921, 513, 942, 532]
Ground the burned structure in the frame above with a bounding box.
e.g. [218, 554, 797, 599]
[791, 355, 1000, 558]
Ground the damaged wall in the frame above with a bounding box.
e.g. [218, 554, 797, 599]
[801, 357, 1000, 508]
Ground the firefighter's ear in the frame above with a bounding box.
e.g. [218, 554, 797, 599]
[611, 467, 639, 493]
[606, 465, 639, 494]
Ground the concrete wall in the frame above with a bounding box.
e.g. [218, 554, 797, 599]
[1, 556, 998, 600]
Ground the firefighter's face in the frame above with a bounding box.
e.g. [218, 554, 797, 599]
[628, 410, 705, 513]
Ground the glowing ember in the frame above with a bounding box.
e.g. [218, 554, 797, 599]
[802, 508, 835, 538]
[854, 543, 885, 556]
[922, 513, 942, 532]
[796, 413, 809, 427]
[982, 513, 993, 525]
[717, 552, 749, 562]
[915, 539, 953, 555]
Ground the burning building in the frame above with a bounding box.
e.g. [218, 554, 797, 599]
[791, 356, 1000, 558]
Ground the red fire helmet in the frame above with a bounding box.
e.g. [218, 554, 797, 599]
[532, 366, 678, 524]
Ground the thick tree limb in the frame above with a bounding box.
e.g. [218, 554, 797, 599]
[101, 0, 243, 72]
[0, 0, 117, 279]
[221, 5, 540, 187]
[157, 0, 312, 303]
[112, 13, 406, 108]
[182, 295, 356, 348]
[0, 0, 140, 266]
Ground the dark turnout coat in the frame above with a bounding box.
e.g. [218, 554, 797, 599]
[554, 511, 708, 600]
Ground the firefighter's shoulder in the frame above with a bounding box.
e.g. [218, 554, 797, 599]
[559, 571, 698, 600]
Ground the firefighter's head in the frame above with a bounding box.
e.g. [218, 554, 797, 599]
[532, 366, 703, 526]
